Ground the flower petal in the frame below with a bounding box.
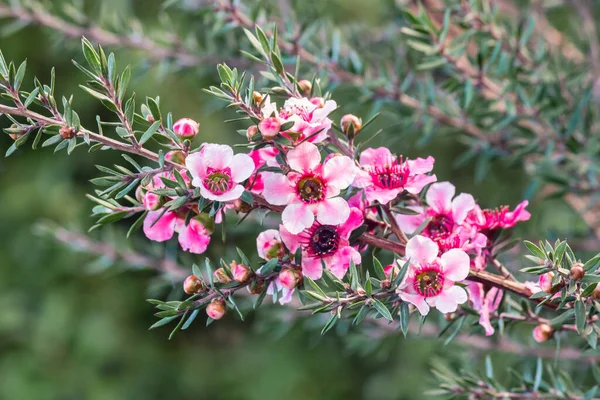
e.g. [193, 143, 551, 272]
[338, 207, 364, 237]
[426, 182, 455, 214]
[440, 248, 470, 282]
[451, 193, 475, 224]
[178, 220, 211, 254]
[407, 156, 435, 174]
[399, 292, 430, 315]
[405, 235, 438, 265]
[316, 197, 350, 226]
[256, 229, 281, 259]
[143, 210, 177, 242]
[328, 246, 361, 279]
[323, 156, 357, 189]
[302, 256, 323, 280]
[433, 286, 468, 314]
[279, 224, 301, 253]
[201, 143, 233, 170]
[262, 172, 295, 205]
[282, 203, 314, 234]
[229, 153, 255, 182]
[185, 152, 207, 181]
[394, 206, 425, 235]
[359, 147, 393, 166]
[287, 142, 321, 172]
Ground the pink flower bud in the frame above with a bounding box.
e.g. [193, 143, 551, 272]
[213, 268, 232, 284]
[310, 97, 325, 108]
[183, 275, 205, 295]
[143, 192, 163, 211]
[231, 261, 253, 283]
[384, 264, 399, 277]
[165, 150, 186, 165]
[279, 267, 303, 289]
[173, 118, 199, 139]
[539, 272, 558, 294]
[135, 185, 145, 202]
[340, 114, 362, 138]
[532, 324, 553, 343]
[571, 263, 585, 280]
[252, 91, 264, 104]
[258, 117, 281, 140]
[297, 80, 312, 95]
[206, 298, 226, 320]
[246, 125, 259, 141]
[59, 126, 76, 139]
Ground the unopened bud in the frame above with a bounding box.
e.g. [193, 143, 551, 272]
[146, 114, 155, 123]
[384, 264, 400, 277]
[173, 118, 199, 139]
[571, 263, 585, 281]
[234, 198, 253, 213]
[252, 91, 264, 104]
[258, 117, 281, 140]
[135, 185, 145, 202]
[356, 287, 367, 296]
[532, 324, 554, 343]
[297, 80, 312, 95]
[206, 298, 226, 320]
[165, 150, 186, 165]
[246, 125, 259, 141]
[340, 114, 362, 139]
[59, 126, 76, 139]
[247, 280, 266, 294]
[592, 285, 600, 300]
[183, 275, 205, 294]
[213, 267, 232, 284]
[310, 97, 325, 108]
[539, 272, 558, 294]
[231, 261, 253, 284]
[143, 192, 163, 211]
[381, 279, 391, 290]
[279, 267, 303, 289]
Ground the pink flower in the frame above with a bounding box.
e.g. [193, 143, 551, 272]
[279, 207, 363, 280]
[397, 235, 469, 315]
[396, 182, 486, 253]
[353, 147, 437, 204]
[186, 144, 255, 202]
[258, 117, 281, 139]
[262, 142, 357, 234]
[256, 229, 295, 304]
[143, 211, 211, 254]
[467, 282, 503, 336]
[261, 96, 337, 143]
[173, 118, 199, 138]
[267, 278, 294, 305]
[247, 147, 280, 194]
[468, 200, 531, 232]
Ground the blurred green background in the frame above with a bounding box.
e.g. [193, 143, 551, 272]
[0, 0, 594, 399]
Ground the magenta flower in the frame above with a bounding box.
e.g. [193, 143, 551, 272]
[262, 142, 357, 234]
[256, 229, 294, 305]
[468, 200, 531, 232]
[395, 182, 486, 253]
[467, 282, 503, 336]
[186, 144, 255, 202]
[261, 96, 337, 143]
[397, 235, 469, 315]
[279, 207, 363, 280]
[143, 211, 211, 254]
[353, 147, 436, 204]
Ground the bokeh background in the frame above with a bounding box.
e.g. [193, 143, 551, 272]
[0, 0, 593, 399]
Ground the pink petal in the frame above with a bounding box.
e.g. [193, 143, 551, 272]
[394, 207, 425, 235]
[178, 219, 211, 254]
[504, 200, 531, 226]
[399, 292, 430, 315]
[279, 288, 294, 305]
[426, 182, 455, 214]
[199, 183, 245, 202]
[229, 153, 255, 182]
[405, 235, 438, 265]
[185, 152, 207, 182]
[404, 174, 437, 195]
[323, 156, 357, 189]
[302, 256, 323, 280]
[316, 197, 350, 226]
[287, 142, 321, 172]
[256, 229, 281, 259]
[312, 99, 337, 121]
[201, 144, 233, 170]
[365, 187, 401, 204]
[407, 156, 435, 174]
[338, 207, 364, 237]
[282, 203, 314, 234]
[467, 282, 484, 310]
[143, 210, 177, 242]
[352, 170, 372, 189]
[451, 193, 475, 224]
[262, 172, 295, 205]
[279, 224, 301, 253]
[359, 147, 393, 166]
[432, 286, 467, 313]
[440, 249, 470, 282]
[328, 246, 361, 279]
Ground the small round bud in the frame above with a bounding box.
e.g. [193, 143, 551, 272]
[143, 192, 163, 211]
[135, 185, 145, 202]
[213, 267, 232, 284]
[381, 279, 391, 290]
[246, 125, 259, 141]
[532, 324, 554, 343]
[340, 114, 362, 139]
[297, 80, 312, 95]
[165, 150, 186, 165]
[231, 261, 253, 284]
[384, 264, 400, 277]
[59, 126, 76, 139]
[279, 267, 303, 290]
[247, 280, 266, 295]
[206, 298, 226, 320]
[258, 117, 281, 140]
[539, 272, 557, 294]
[444, 312, 457, 321]
[173, 118, 199, 139]
[571, 263, 585, 281]
[356, 287, 367, 296]
[233, 199, 253, 214]
[145, 114, 155, 123]
[252, 91, 264, 104]
[592, 285, 600, 300]
[183, 275, 205, 295]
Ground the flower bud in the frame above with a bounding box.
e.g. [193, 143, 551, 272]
[258, 117, 281, 140]
[571, 263, 585, 281]
[592, 285, 600, 300]
[246, 125, 259, 141]
[539, 272, 559, 294]
[340, 114, 362, 139]
[143, 192, 163, 211]
[173, 118, 199, 139]
[206, 298, 226, 320]
[213, 267, 232, 284]
[146, 114, 155, 123]
[532, 324, 554, 343]
[135, 185, 145, 202]
[384, 264, 399, 277]
[59, 126, 76, 139]
[165, 150, 186, 165]
[234, 198, 253, 214]
[183, 275, 205, 294]
[279, 267, 303, 289]
[297, 80, 312, 95]
[252, 91, 264, 104]
[247, 280, 266, 294]
[310, 97, 325, 108]
[231, 261, 253, 284]
[381, 279, 391, 290]
[356, 287, 367, 296]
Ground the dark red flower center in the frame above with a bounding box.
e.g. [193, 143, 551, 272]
[297, 174, 325, 203]
[308, 225, 339, 257]
[425, 215, 454, 239]
[413, 267, 444, 297]
[204, 168, 234, 195]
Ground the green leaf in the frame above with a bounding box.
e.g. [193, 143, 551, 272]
[371, 299, 393, 322]
[181, 309, 200, 330]
[81, 37, 101, 73]
[399, 302, 409, 337]
[13, 59, 26, 91]
[139, 120, 162, 145]
[372, 256, 386, 280]
[443, 315, 465, 345]
[524, 240, 546, 260]
[148, 315, 178, 330]
[575, 300, 586, 334]
[126, 210, 147, 238]
[584, 254, 600, 272]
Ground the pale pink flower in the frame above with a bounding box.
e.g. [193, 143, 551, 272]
[396, 182, 486, 253]
[279, 207, 363, 280]
[467, 282, 503, 336]
[143, 211, 211, 254]
[353, 147, 437, 204]
[186, 144, 254, 202]
[261, 96, 337, 143]
[262, 142, 357, 234]
[173, 118, 199, 138]
[178, 218, 211, 254]
[468, 200, 531, 232]
[257, 229, 294, 304]
[397, 235, 469, 315]
[267, 279, 294, 305]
